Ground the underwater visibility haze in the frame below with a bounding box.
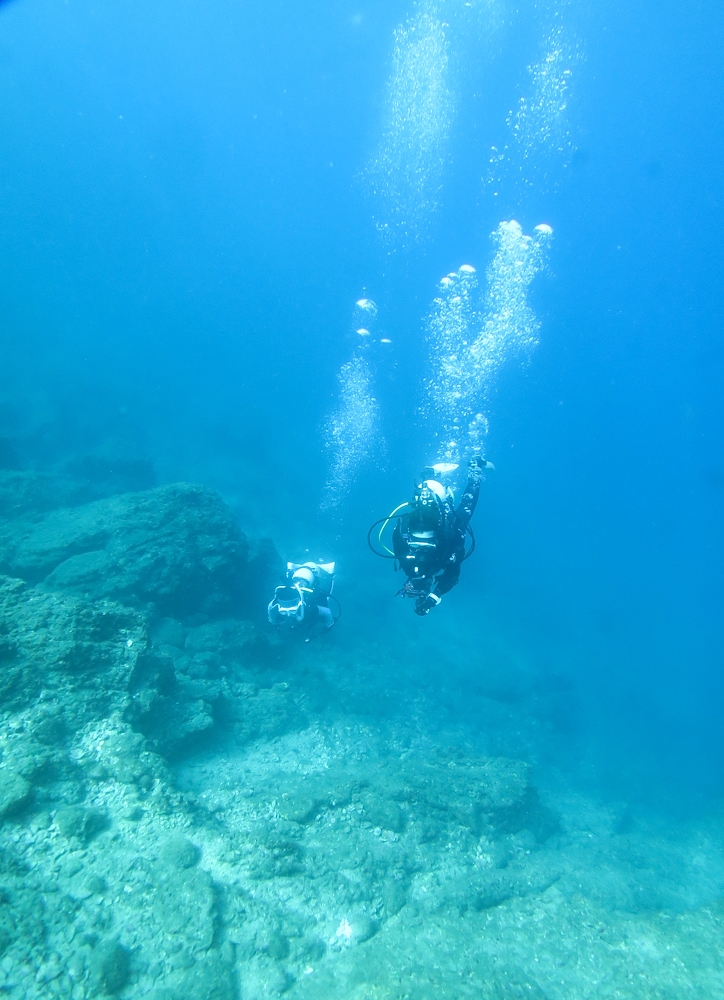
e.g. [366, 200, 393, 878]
[0, 0, 724, 996]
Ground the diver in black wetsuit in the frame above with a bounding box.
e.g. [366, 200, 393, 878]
[391, 456, 492, 615]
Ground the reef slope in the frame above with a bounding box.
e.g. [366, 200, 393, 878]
[0, 475, 722, 999]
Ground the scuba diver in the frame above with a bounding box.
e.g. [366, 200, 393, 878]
[368, 457, 493, 616]
[267, 561, 338, 640]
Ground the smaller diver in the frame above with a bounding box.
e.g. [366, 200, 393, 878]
[267, 561, 338, 641]
[368, 457, 493, 616]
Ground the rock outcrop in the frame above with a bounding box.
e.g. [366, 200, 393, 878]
[0, 483, 251, 618]
[0, 558, 299, 999]
[3, 471, 708, 1000]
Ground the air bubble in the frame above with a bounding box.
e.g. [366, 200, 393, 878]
[422, 220, 552, 464]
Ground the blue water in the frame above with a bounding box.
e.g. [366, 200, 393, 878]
[1, 0, 723, 821]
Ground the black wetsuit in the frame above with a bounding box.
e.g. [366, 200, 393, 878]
[392, 469, 480, 601]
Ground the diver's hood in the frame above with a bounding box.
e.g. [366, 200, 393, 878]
[291, 567, 315, 590]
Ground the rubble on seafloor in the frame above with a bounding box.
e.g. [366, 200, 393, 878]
[0, 469, 723, 999]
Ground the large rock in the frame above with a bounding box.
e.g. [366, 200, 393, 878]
[0, 772, 31, 820]
[0, 575, 144, 725]
[0, 483, 249, 618]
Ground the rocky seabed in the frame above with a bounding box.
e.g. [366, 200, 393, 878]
[0, 471, 723, 999]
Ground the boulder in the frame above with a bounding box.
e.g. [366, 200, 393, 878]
[0, 575, 145, 723]
[0, 771, 31, 819]
[0, 483, 249, 618]
[88, 938, 130, 995]
[147, 956, 236, 1000]
[161, 835, 200, 870]
[54, 805, 110, 843]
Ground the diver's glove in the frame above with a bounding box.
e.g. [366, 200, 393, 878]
[414, 593, 442, 616]
[469, 455, 495, 473]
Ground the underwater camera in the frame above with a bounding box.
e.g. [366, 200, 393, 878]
[274, 584, 306, 622]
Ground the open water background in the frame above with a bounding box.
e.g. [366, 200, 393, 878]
[1, 0, 723, 811]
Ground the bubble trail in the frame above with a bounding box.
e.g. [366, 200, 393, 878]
[364, 7, 453, 245]
[321, 299, 385, 512]
[321, 355, 381, 512]
[423, 262, 481, 462]
[423, 220, 553, 463]
[489, 25, 580, 194]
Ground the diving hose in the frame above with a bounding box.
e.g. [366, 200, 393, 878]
[366, 502, 412, 559]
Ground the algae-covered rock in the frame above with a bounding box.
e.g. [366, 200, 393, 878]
[347, 913, 378, 943]
[0, 483, 249, 618]
[55, 804, 110, 842]
[0, 877, 46, 959]
[148, 955, 236, 1000]
[129, 631, 299, 759]
[486, 783, 559, 842]
[151, 865, 218, 953]
[362, 794, 405, 834]
[184, 618, 258, 662]
[384, 752, 556, 842]
[161, 834, 200, 870]
[277, 794, 321, 825]
[89, 938, 130, 995]
[256, 927, 290, 959]
[249, 822, 305, 879]
[0, 575, 144, 722]
[128, 658, 217, 758]
[152, 617, 187, 649]
[0, 771, 31, 819]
